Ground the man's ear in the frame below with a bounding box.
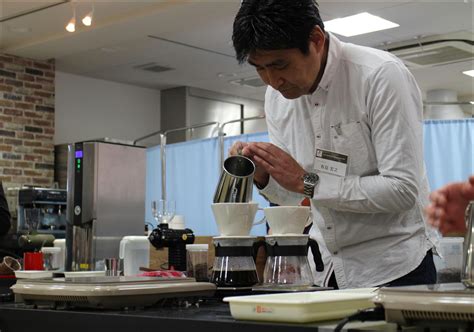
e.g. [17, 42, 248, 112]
[309, 26, 325, 52]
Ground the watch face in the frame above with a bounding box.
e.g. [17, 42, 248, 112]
[304, 173, 319, 185]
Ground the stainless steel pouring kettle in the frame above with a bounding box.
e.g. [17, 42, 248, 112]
[213, 155, 255, 203]
[462, 201, 474, 287]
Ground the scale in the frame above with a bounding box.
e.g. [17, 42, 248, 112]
[374, 283, 474, 326]
[11, 276, 216, 309]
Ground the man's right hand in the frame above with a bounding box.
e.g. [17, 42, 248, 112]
[229, 141, 270, 188]
[426, 175, 474, 235]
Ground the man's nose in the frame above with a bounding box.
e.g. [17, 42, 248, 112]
[262, 69, 284, 89]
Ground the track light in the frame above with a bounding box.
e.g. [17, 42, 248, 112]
[82, 11, 93, 26]
[82, 2, 94, 27]
[65, 2, 76, 32]
[66, 17, 76, 32]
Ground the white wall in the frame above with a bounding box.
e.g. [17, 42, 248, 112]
[55, 71, 160, 145]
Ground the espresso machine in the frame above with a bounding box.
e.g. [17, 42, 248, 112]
[17, 187, 67, 237]
[66, 139, 146, 271]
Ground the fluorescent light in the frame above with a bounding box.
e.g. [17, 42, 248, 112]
[470, 101, 474, 105]
[324, 12, 399, 37]
[463, 70, 474, 77]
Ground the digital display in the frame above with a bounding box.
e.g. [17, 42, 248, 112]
[75, 150, 83, 158]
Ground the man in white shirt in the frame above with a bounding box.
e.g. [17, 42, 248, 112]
[231, 0, 437, 288]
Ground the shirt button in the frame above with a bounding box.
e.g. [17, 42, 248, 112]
[333, 251, 338, 255]
[316, 135, 321, 139]
[327, 226, 332, 230]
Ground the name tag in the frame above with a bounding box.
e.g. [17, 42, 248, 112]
[314, 148, 348, 177]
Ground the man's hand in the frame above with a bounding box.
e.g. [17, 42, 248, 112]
[426, 175, 474, 235]
[229, 141, 270, 188]
[244, 142, 306, 194]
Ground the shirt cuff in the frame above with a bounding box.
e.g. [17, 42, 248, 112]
[258, 176, 280, 201]
[313, 172, 342, 201]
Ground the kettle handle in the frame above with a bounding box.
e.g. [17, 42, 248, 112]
[308, 238, 324, 272]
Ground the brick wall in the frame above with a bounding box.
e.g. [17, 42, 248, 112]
[0, 53, 55, 229]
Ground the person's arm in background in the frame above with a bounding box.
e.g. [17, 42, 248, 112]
[0, 182, 11, 236]
[426, 175, 474, 235]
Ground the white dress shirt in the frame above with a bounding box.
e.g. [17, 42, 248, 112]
[259, 33, 438, 288]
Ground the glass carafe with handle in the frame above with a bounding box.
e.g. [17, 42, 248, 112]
[263, 234, 324, 287]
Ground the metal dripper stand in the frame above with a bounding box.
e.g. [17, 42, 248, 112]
[148, 201, 195, 271]
[462, 201, 474, 288]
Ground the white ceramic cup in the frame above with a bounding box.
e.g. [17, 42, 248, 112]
[211, 202, 264, 236]
[264, 206, 311, 235]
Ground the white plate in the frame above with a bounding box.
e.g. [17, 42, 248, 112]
[224, 288, 377, 323]
[15, 270, 53, 279]
[213, 236, 258, 239]
[64, 271, 106, 278]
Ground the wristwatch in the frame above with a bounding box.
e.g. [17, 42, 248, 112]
[302, 172, 319, 198]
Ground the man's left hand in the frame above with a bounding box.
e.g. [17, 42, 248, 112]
[246, 142, 306, 194]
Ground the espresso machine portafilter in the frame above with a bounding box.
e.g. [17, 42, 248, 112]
[66, 140, 146, 271]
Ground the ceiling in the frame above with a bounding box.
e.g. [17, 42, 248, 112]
[0, 0, 473, 102]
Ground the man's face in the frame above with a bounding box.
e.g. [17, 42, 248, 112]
[247, 35, 324, 99]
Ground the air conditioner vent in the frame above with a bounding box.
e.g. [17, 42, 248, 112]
[134, 62, 173, 73]
[390, 40, 473, 68]
[230, 77, 266, 88]
[398, 46, 472, 66]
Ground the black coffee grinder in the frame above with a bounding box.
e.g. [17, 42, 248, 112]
[148, 223, 195, 271]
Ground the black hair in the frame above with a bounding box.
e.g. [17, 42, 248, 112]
[232, 0, 324, 64]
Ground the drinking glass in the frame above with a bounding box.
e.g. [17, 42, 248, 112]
[152, 199, 176, 224]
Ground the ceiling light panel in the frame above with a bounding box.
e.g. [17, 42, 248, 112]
[324, 12, 399, 37]
[463, 70, 474, 77]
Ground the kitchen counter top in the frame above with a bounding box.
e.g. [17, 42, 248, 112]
[0, 299, 395, 332]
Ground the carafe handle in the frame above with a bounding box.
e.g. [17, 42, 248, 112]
[252, 239, 266, 263]
[308, 238, 324, 272]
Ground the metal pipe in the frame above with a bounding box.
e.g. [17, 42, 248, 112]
[160, 133, 166, 201]
[160, 121, 219, 201]
[133, 130, 163, 145]
[218, 115, 266, 168]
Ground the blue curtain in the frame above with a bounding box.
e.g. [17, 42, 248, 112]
[423, 119, 473, 190]
[146, 120, 473, 235]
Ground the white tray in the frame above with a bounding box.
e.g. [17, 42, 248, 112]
[15, 271, 53, 279]
[63, 271, 106, 278]
[223, 288, 377, 323]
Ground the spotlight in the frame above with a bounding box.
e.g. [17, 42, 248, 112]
[66, 17, 76, 32]
[82, 11, 93, 26]
[65, 2, 76, 33]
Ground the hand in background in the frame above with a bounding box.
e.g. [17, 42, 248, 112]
[229, 141, 269, 188]
[245, 142, 306, 194]
[426, 175, 474, 235]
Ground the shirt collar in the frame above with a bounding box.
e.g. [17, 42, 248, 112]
[315, 32, 342, 93]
